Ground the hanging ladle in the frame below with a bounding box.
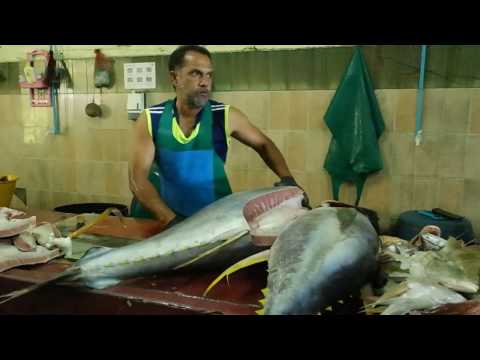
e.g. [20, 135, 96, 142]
[85, 101, 102, 118]
[85, 71, 102, 118]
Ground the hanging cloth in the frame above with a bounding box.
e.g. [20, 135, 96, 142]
[323, 47, 385, 206]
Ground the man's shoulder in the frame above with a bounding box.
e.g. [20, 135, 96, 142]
[148, 99, 172, 111]
[209, 99, 228, 107]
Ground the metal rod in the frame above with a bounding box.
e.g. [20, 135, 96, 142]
[415, 45, 428, 146]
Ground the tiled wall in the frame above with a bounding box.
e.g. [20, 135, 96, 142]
[219, 88, 480, 234]
[0, 46, 479, 236]
[1, 88, 479, 235]
[0, 93, 133, 210]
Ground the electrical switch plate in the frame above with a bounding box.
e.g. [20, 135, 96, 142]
[124, 62, 156, 90]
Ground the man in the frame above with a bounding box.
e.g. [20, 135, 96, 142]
[129, 45, 309, 227]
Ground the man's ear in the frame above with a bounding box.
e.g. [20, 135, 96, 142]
[169, 71, 177, 87]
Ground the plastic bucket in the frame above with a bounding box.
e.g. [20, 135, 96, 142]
[0, 175, 18, 207]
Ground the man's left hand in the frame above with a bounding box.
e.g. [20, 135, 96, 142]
[274, 176, 312, 209]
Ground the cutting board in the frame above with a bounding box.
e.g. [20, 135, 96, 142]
[54, 214, 165, 261]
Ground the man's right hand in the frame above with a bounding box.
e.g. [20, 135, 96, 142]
[164, 214, 186, 230]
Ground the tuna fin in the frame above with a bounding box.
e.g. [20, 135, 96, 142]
[173, 230, 249, 270]
[0, 267, 81, 305]
[76, 246, 112, 265]
[361, 281, 409, 313]
[255, 286, 269, 315]
[203, 249, 270, 296]
[84, 277, 121, 290]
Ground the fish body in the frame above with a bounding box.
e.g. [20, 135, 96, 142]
[264, 207, 379, 315]
[77, 186, 305, 289]
[0, 187, 307, 304]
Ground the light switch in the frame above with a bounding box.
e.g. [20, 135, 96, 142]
[127, 92, 145, 120]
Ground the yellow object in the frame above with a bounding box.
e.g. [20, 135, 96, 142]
[146, 109, 153, 136]
[146, 105, 231, 147]
[203, 249, 270, 296]
[172, 116, 200, 144]
[0, 175, 18, 207]
[174, 230, 249, 270]
[69, 207, 126, 239]
[224, 105, 231, 147]
[256, 287, 270, 316]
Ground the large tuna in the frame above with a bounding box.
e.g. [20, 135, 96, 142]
[205, 206, 379, 315]
[0, 187, 308, 305]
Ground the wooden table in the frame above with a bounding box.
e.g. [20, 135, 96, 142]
[0, 209, 266, 315]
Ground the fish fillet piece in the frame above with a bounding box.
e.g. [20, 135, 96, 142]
[13, 232, 37, 252]
[0, 242, 61, 273]
[0, 216, 36, 238]
[0, 208, 25, 220]
[0, 207, 37, 238]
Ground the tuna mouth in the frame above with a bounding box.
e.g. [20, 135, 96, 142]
[243, 187, 309, 247]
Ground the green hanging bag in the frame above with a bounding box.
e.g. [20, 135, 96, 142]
[323, 47, 385, 205]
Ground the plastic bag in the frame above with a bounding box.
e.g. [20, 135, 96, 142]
[94, 49, 114, 88]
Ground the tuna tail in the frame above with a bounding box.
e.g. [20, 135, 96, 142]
[203, 249, 270, 297]
[0, 266, 81, 305]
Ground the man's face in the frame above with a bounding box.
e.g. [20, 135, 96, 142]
[170, 51, 213, 109]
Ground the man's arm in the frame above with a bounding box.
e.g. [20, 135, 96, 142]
[228, 106, 293, 179]
[228, 106, 311, 208]
[128, 112, 177, 224]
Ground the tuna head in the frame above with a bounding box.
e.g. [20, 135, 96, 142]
[264, 207, 379, 315]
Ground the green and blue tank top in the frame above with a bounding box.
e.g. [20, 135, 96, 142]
[130, 99, 232, 219]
